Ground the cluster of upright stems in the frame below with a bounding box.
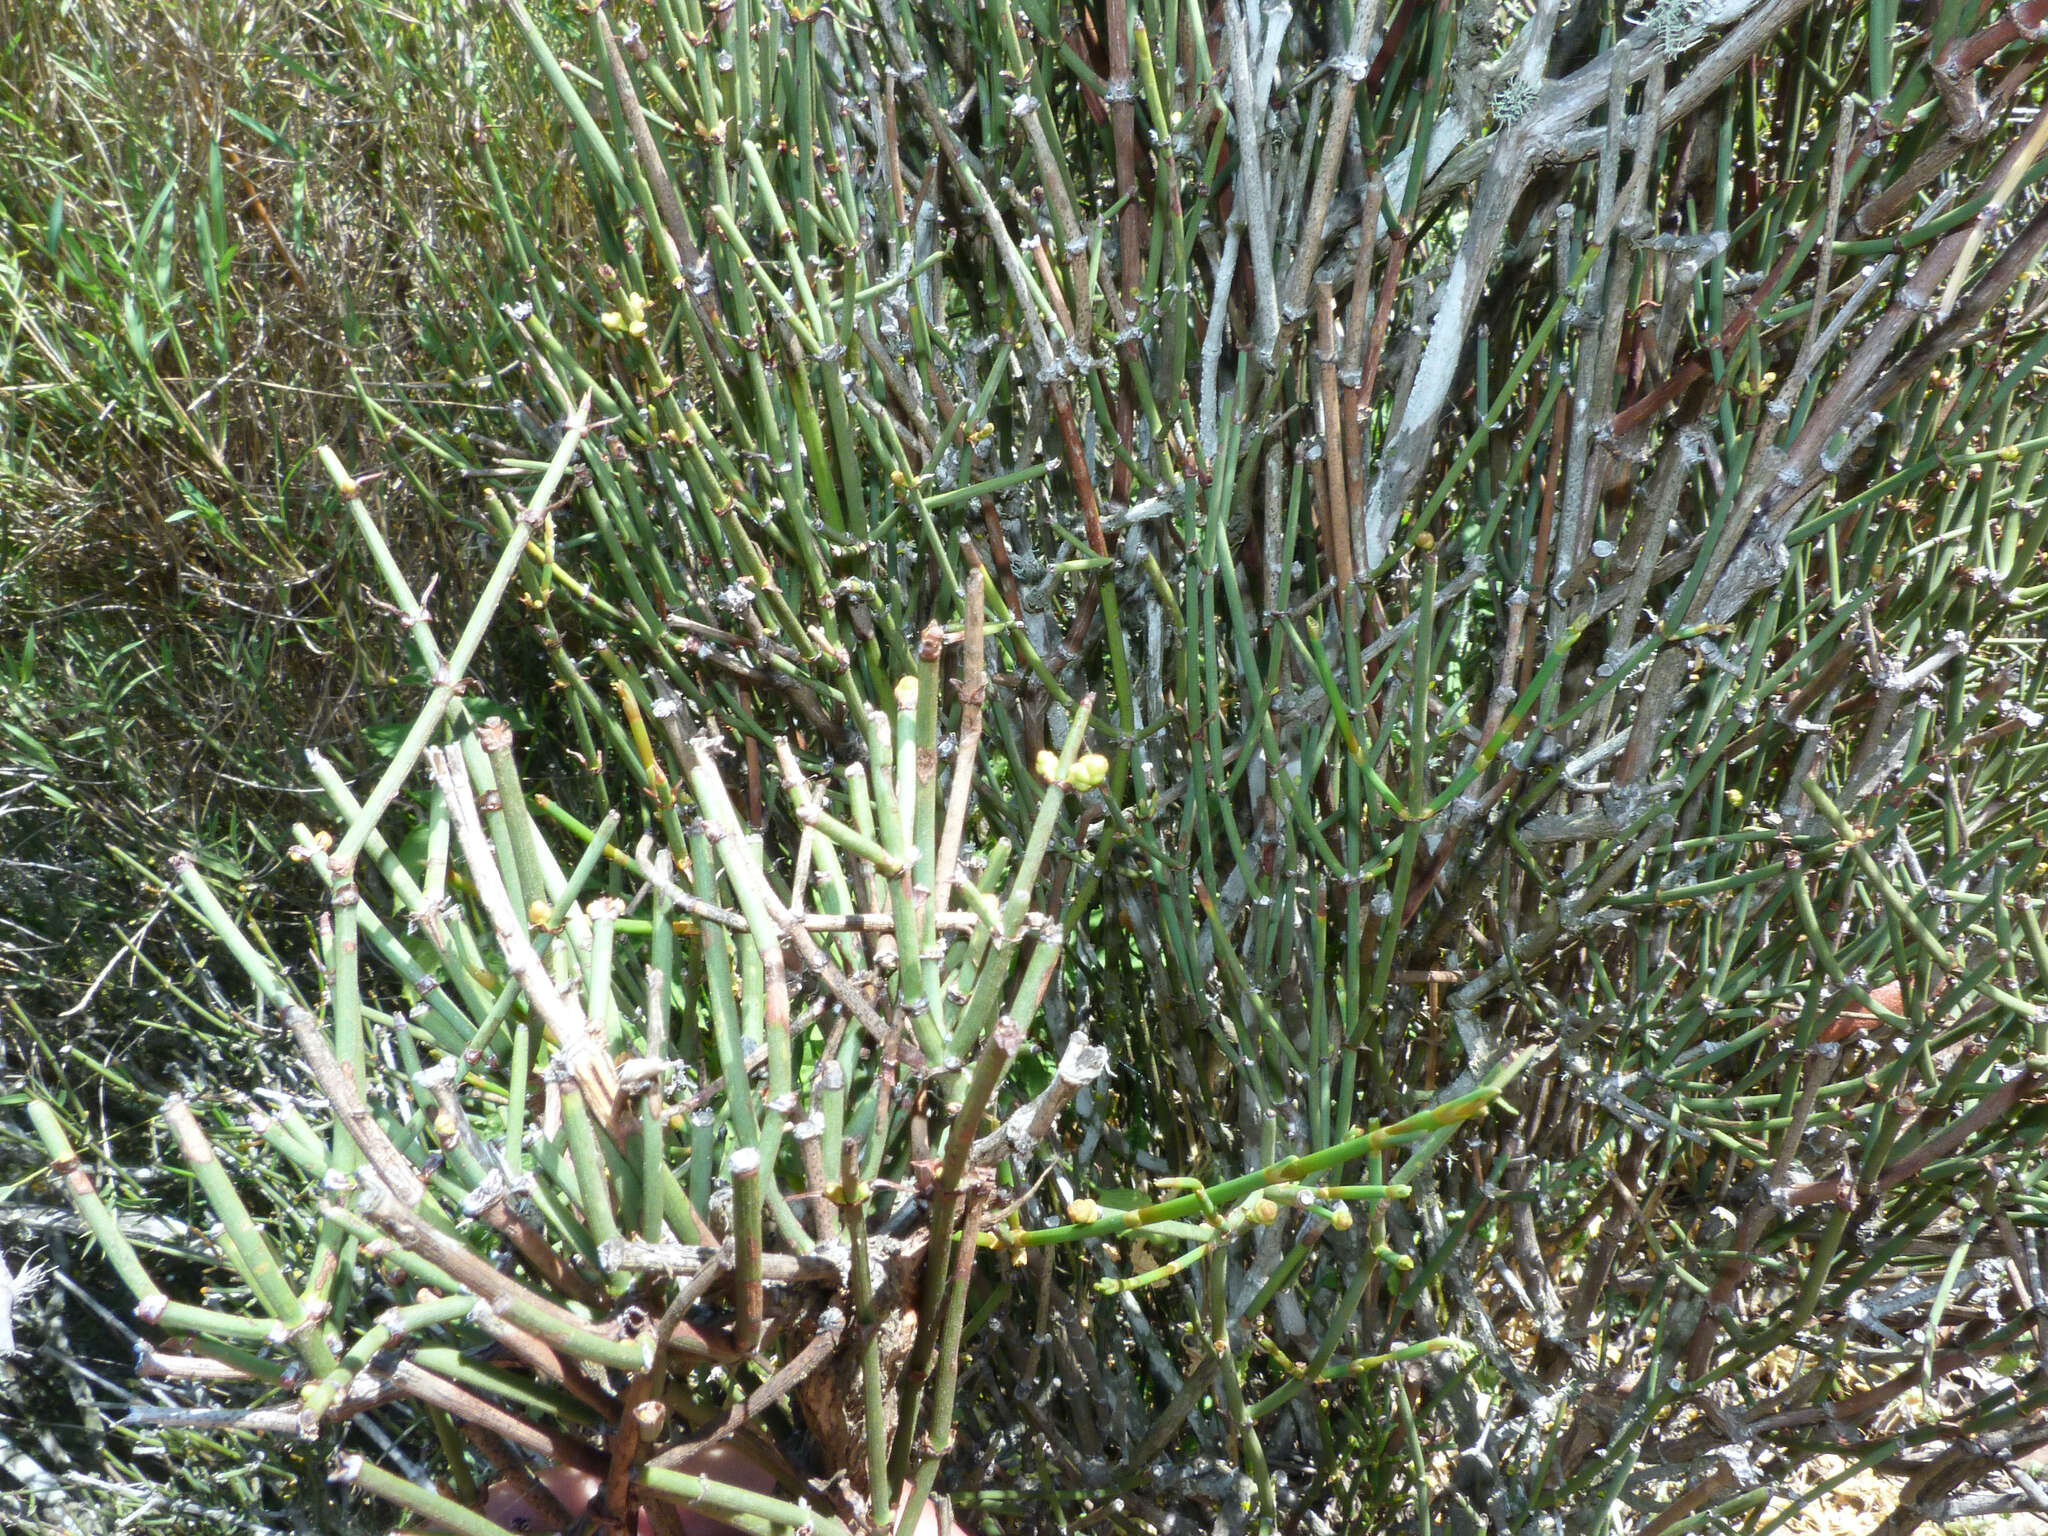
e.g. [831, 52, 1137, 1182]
[34, 0, 2048, 1529]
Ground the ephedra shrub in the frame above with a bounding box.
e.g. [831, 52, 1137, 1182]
[30, 0, 2048, 1531]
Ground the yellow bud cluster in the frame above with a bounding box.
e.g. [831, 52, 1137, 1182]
[1036, 749, 1111, 792]
[288, 829, 334, 864]
[599, 292, 652, 339]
